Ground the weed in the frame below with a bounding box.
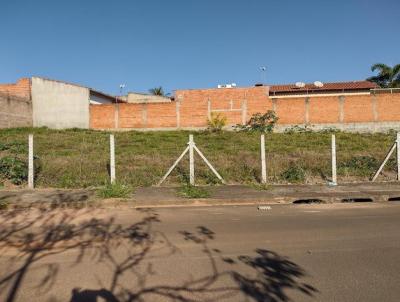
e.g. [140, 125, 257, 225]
[97, 182, 132, 199]
[281, 164, 306, 183]
[207, 113, 227, 132]
[250, 183, 271, 191]
[0, 156, 28, 185]
[178, 185, 210, 198]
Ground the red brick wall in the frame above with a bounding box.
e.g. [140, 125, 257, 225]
[90, 104, 115, 129]
[274, 97, 306, 124]
[343, 95, 374, 122]
[89, 87, 400, 130]
[309, 96, 340, 123]
[376, 93, 400, 122]
[0, 78, 31, 99]
[119, 104, 143, 128]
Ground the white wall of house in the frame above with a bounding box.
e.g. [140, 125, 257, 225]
[31, 77, 90, 129]
[89, 93, 114, 104]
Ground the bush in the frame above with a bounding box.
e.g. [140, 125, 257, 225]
[97, 182, 132, 199]
[284, 125, 313, 134]
[281, 164, 305, 183]
[235, 110, 278, 133]
[0, 156, 28, 185]
[207, 113, 227, 132]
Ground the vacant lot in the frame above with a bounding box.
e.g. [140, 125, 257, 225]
[0, 127, 398, 189]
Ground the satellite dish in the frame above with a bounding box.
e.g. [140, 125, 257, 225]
[295, 82, 306, 88]
[314, 81, 324, 88]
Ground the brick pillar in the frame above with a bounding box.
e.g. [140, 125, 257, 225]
[339, 96, 345, 123]
[141, 103, 148, 128]
[176, 100, 181, 128]
[305, 97, 310, 125]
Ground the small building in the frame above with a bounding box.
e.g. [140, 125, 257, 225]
[0, 77, 123, 129]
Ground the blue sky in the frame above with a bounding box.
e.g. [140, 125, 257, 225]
[1, 0, 399, 95]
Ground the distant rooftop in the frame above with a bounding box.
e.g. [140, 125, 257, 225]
[269, 80, 378, 96]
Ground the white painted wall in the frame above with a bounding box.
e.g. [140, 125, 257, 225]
[31, 77, 90, 129]
[89, 93, 114, 104]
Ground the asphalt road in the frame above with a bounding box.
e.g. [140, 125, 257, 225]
[1, 202, 400, 302]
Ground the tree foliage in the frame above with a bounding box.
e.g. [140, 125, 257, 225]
[367, 63, 400, 88]
[148, 86, 165, 96]
[234, 110, 278, 133]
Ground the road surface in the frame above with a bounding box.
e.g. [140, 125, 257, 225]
[0, 202, 400, 301]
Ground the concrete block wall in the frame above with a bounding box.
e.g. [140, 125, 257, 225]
[0, 78, 32, 128]
[0, 92, 32, 128]
[31, 77, 90, 129]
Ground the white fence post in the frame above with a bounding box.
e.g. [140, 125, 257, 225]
[331, 134, 337, 185]
[260, 134, 267, 184]
[28, 134, 34, 189]
[189, 134, 195, 185]
[397, 133, 400, 181]
[110, 134, 116, 183]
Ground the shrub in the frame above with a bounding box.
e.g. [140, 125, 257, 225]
[235, 110, 278, 133]
[0, 141, 27, 153]
[0, 156, 28, 185]
[284, 125, 313, 134]
[281, 164, 305, 183]
[207, 113, 227, 132]
[97, 182, 132, 199]
[178, 185, 210, 198]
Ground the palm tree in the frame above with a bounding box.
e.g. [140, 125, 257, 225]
[367, 63, 400, 88]
[148, 86, 165, 96]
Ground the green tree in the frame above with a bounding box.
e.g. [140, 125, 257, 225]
[148, 86, 165, 96]
[367, 63, 400, 88]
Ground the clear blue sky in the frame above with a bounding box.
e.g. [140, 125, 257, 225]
[1, 0, 399, 95]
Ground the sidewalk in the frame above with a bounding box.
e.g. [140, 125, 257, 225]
[1, 182, 400, 208]
[134, 182, 400, 206]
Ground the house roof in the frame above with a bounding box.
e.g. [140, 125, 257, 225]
[269, 80, 378, 95]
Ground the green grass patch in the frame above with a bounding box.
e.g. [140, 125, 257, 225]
[178, 185, 210, 199]
[0, 127, 397, 188]
[97, 182, 132, 199]
[250, 183, 271, 191]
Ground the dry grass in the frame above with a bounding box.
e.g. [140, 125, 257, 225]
[0, 127, 397, 188]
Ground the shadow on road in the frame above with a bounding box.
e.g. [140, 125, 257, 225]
[0, 206, 317, 302]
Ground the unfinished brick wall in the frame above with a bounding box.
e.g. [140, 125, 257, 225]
[0, 92, 32, 128]
[0, 78, 31, 99]
[90, 86, 271, 129]
[89, 87, 400, 131]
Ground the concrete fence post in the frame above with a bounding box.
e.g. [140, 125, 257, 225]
[189, 134, 195, 185]
[260, 134, 267, 184]
[331, 134, 337, 185]
[110, 134, 116, 183]
[28, 134, 34, 189]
